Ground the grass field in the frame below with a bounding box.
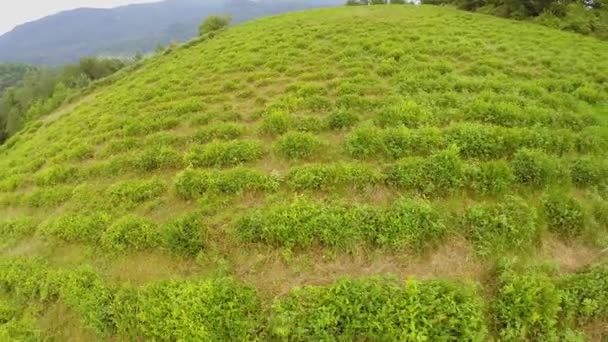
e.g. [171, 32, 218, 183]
[1, 5, 607, 340]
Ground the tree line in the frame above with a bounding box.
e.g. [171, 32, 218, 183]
[0, 58, 129, 144]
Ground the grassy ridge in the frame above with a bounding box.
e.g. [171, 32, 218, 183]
[0, 5, 607, 340]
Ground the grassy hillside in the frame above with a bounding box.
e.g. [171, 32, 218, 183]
[1, 5, 608, 340]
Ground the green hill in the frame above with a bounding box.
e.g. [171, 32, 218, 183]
[1, 5, 608, 340]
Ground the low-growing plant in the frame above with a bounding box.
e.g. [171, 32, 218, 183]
[34, 165, 80, 186]
[275, 132, 322, 160]
[494, 268, 562, 341]
[466, 160, 515, 196]
[464, 197, 538, 257]
[193, 123, 245, 143]
[445, 123, 507, 159]
[560, 264, 608, 324]
[0, 218, 37, 240]
[108, 178, 166, 206]
[270, 277, 486, 341]
[23, 186, 73, 208]
[344, 125, 384, 158]
[39, 212, 110, 243]
[286, 163, 382, 191]
[513, 149, 565, 188]
[381, 126, 445, 158]
[134, 145, 182, 171]
[160, 213, 206, 256]
[185, 140, 264, 167]
[570, 156, 607, 187]
[174, 167, 279, 199]
[100, 215, 158, 251]
[375, 99, 432, 128]
[542, 192, 587, 238]
[326, 108, 359, 130]
[260, 110, 291, 135]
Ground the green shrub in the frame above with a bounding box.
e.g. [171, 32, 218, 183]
[542, 192, 587, 238]
[39, 213, 110, 243]
[374, 199, 446, 249]
[270, 277, 486, 341]
[375, 100, 432, 128]
[34, 165, 80, 186]
[344, 125, 384, 158]
[0, 318, 43, 341]
[260, 110, 291, 135]
[570, 157, 607, 187]
[326, 109, 359, 129]
[0, 218, 37, 240]
[134, 145, 182, 171]
[113, 278, 261, 341]
[160, 213, 206, 256]
[0, 258, 58, 302]
[382, 126, 445, 159]
[108, 178, 166, 205]
[57, 268, 115, 335]
[495, 269, 562, 341]
[287, 163, 382, 191]
[560, 264, 608, 324]
[23, 186, 73, 208]
[275, 132, 322, 160]
[292, 116, 326, 133]
[199, 15, 232, 36]
[192, 123, 245, 143]
[446, 123, 507, 159]
[466, 161, 515, 196]
[174, 167, 279, 199]
[513, 149, 566, 188]
[101, 215, 158, 251]
[185, 140, 264, 167]
[464, 197, 538, 257]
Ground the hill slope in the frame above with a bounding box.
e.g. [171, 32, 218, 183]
[1, 5, 608, 340]
[0, 0, 342, 65]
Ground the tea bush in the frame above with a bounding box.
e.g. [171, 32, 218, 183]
[160, 213, 206, 256]
[100, 215, 158, 251]
[185, 140, 264, 167]
[260, 110, 291, 135]
[134, 145, 182, 171]
[344, 125, 384, 158]
[112, 278, 262, 341]
[39, 212, 110, 243]
[560, 264, 608, 324]
[495, 269, 562, 341]
[381, 126, 446, 159]
[286, 163, 382, 191]
[174, 167, 279, 199]
[542, 192, 587, 238]
[270, 277, 486, 341]
[34, 165, 80, 186]
[513, 149, 565, 188]
[0, 218, 37, 240]
[326, 108, 359, 130]
[464, 197, 538, 257]
[570, 157, 607, 187]
[108, 178, 166, 206]
[275, 132, 322, 160]
[193, 123, 245, 143]
[466, 161, 515, 196]
[445, 123, 507, 159]
[375, 99, 432, 128]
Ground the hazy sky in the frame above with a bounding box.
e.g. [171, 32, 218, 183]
[0, 0, 158, 34]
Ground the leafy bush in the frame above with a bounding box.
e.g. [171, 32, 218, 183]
[39, 212, 110, 243]
[275, 132, 322, 160]
[542, 192, 587, 238]
[464, 197, 538, 257]
[326, 109, 359, 129]
[113, 278, 261, 341]
[495, 269, 562, 341]
[270, 277, 486, 341]
[287, 163, 382, 191]
[376, 100, 432, 128]
[570, 157, 607, 187]
[174, 167, 279, 199]
[260, 110, 291, 135]
[513, 149, 565, 188]
[466, 160, 515, 196]
[445, 123, 507, 159]
[185, 140, 264, 167]
[100, 215, 158, 251]
[160, 213, 206, 256]
[344, 125, 384, 158]
[0, 218, 37, 240]
[192, 123, 245, 143]
[108, 178, 166, 206]
[134, 145, 182, 171]
[560, 264, 608, 324]
[34, 165, 80, 186]
[199, 15, 232, 36]
[382, 126, 445, 159]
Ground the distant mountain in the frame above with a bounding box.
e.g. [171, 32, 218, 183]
[0, 0, 343, 65]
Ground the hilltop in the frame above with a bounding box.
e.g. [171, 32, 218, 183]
[1, 5, 608, 340]
[0, 0, 342, 65]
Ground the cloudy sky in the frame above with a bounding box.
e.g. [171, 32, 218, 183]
[0, 0, 157, 34]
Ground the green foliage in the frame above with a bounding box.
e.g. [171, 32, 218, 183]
[570, 157, 607, 187]
[560, 264, 608, 324]
[134, 145, 182, 172]
[326, 108, 359, 130]
[287, 163, 382, 191]
[542, 192, 587, 238]
[39, 212, 110, 243]
[344, 125, 384, 158]
[199, 15, 232, 36]
[271, 277, 486, 341]
[375, 99, 432, 128]
[275, 132, 322, 160]
[113, 278, 261, 341]
[464, 197, 538, 257]
[160, 213, 206, 256]
[495, 268, 562, 341]
[513, 149, 565, 188]
[0, 218, 37, 240]
[193, 123, 245, 143]
[100, 215, 158, 251]
[174, 167, 279, 199]
[185, 140, 264, 167]
[260, 110, 291, 135]
[108, 178, 166, 206]
[34, 165, 80, 186]
[466, 160, 515, 196]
